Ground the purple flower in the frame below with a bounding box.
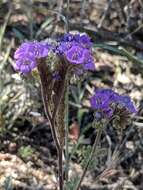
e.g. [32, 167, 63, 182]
[14, 41, 49, 59]
[59, 33, 92, 48]
[14, 57, 36, 74]
[90, 89, 137, 119]
[13, 33, 95, 74]
[14, 41, 50, 74]
[83, 51, 95, 71]
[118, 95, 137, 113]
[56, 33, 95, 71]
[55, 42, 73, 55]
[65, 45, 87, 64]
[60, 33, 74, 42]
[74, 34, 93, 48]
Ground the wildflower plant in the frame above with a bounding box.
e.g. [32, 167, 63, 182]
[90, 89, 136, 121]
[13, 33, 137, 190]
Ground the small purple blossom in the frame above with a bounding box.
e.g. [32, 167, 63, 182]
[14, 41, 50, 74]
[56, 33, 95, 71]
[118, 95, 137, 113]
[74, 34, 93, 48]
[65, 45, 87, 64]
[55, 42, 73, 55]
[14, 57, 36, 74]
[82, 51, 95, 71]
[90, 89, 137, 119]
[60, 33, 74, 42]
[59, 33, 93, 48]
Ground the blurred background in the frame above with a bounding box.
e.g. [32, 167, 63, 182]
[0, 0, 143, 189]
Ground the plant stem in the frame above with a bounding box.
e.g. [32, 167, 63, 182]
[75, 127, 103, 190]
[66, 0, 70, 32]
[41, 83, 64, 190]
[29, 0, 34, 39]
[62, 3, 71, 177]
[38, 63, 63, 190]
[58, 149, 64, 190]
[65, 78, 69, 182]
[39, 71, 60, 151]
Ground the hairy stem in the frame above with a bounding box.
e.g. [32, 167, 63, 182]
[75, 127, 102, 190]
[38, 63, 63, 190]
[41, 83, 61, 150]
[38, 63, 60, 150]
[41, 83, 63, 190]
[52, 76, 67, 122]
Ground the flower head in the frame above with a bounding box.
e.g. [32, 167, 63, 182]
[65, 45, 87, 64]
[117, 95, 137, 113]
[14, 57, 36, 74]
[90, 89, 137, 120]
[74, 33, 93, 48]
[60, 33, 74, 42]
[14, 41, 50, 74]
[56, 33, 95, 71]
[13, 33, 95, 74]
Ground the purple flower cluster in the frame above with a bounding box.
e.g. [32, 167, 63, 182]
[90, 89, 137, 119]
[56, 33, 95, 71]
[14, 41, 49, 74]
[13, 33, 95, 74]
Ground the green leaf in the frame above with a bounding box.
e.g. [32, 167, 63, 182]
[0, 9, 11, 50]
[18, 145, 34, 159]
[94, 43, 122, 55]
[12, 28, 25, 41]
[77, 108, 88, 126]
[65, 176, 80, 190]
[94, 43, 143, 65]
[35, 17, 54, 38]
